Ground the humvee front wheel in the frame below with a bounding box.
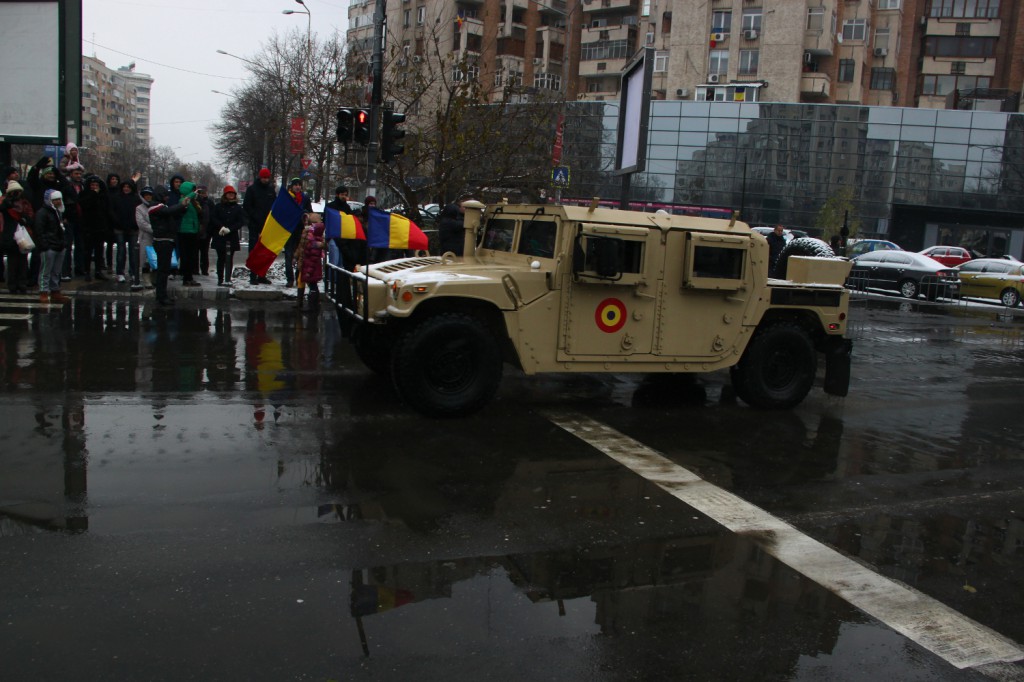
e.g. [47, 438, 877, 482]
[353, 325, 392, 376]
[391, 313, 503, 417]
[730, 323, 816, 409]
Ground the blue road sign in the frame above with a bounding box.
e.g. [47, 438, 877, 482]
[552, 166, 570, 187]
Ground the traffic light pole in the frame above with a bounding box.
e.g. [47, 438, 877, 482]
[366, 0, 386, 196]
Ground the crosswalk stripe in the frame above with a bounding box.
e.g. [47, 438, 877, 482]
[0, 313, 31, 321]
[546, 410, 1024, 673]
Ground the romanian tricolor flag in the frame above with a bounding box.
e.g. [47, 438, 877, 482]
[366, 206, 429, 251]
[324, 206, 365, 240]
[244, 186, 305, 276]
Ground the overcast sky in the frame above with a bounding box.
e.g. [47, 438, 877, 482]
[82, 0, 349, 171]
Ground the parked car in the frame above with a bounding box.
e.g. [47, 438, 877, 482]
[956, 258, 1024, 307]
[752, 226, 794, 242]
[847, 250, 960, 300]
[919, 245, 972, 268]
[846, 239, 902, 257]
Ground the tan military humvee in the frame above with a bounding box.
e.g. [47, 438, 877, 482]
[331, 201, 853, 417]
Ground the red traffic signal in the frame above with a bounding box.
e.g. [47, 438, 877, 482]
[354, 109, 371, 146]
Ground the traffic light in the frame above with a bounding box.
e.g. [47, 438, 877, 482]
[354, 109, 371, 146]
[336, 107, 354, 145]
[381, 109, 407, 163]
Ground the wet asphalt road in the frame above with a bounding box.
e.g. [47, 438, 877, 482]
[1, 293, 1023, 681]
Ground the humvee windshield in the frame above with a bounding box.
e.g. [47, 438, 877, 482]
[482, 218, 516, 252]
[518, 221, 558, 259]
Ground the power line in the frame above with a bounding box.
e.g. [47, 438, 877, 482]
[85, 40, 243, 80]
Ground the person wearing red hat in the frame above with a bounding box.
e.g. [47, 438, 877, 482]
[210, 185, 246, 286]
[243, 168, 275, 284]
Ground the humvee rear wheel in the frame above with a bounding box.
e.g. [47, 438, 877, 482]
[731, 323, 816, 409]
[391, 313, 503, 417]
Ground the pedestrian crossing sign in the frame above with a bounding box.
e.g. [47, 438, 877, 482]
[552, 166, 570, 187]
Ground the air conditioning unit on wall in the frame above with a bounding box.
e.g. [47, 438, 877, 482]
[744, 30, 758, 40]
[708, 73, 721, 83]
[712, 32, 725, 41]
[874, 47, 888, 57]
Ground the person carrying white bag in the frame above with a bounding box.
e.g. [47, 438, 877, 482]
[1, 181, 35, 294]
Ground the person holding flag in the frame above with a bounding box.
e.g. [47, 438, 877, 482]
[244, 185, 306, 281]
[283, 178, 312, 287]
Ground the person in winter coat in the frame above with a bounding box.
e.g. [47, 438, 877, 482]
[1, 181, 35, 293]
[438, 198, 467, 256]
[34, 189, 70, 304]
[113, 178, 142, 288]
[61, 163, 86, 279]
[243, 168, 276, 284]
[135, 186, 157, 289]
[209, 185, 246, 286]
[176, 180, 203, 286]
[294, 221, 325, 309]
[195, 185, 215, 276]
[77, 175, 111, 281]
[284, 178, 313, 287]
[27, 157, 67, 212]
[58, 142, 82, 176]
[147, 190, 190, 305]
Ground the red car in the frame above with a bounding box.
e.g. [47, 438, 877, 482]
[919, 245, 972, 267]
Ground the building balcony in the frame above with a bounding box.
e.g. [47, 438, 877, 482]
[582, 0, 638, 15]
[579, 57, 628, 76]
[581, 23, 634, 41]
[801, 71, 831, 100]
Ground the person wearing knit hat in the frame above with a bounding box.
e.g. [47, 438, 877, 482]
[283, 177, 312, 287]
[1, 181, 34, 293]
[243, 168, 276, 283]
[34, 189, 70, 304]
[210, 185, 246, 286]
[59, 142, 81, 176]
[325, 185, 358, 278]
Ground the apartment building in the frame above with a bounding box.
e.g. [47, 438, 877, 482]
[348, 0, 1023, 111]
[81, 57, 153, 163]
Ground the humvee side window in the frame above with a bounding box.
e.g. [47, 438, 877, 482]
[517, 221, 558, 258]
[693, 246, 743, 280]
[683, 233, 747, 290]
[481, 218, 516, 252]
[574, 235, 644, 281]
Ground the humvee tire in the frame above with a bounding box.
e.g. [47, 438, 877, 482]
[353, 325, 392, 376]
[391, 312, 504, 417]
[775, 238, 835, 279]
[730, 322, 816, 409]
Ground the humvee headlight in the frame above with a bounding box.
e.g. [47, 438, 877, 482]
[413, 285, 428, 293]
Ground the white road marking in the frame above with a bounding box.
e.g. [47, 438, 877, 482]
[0, 313, 31, 321]
[546, 410, 1024, 673]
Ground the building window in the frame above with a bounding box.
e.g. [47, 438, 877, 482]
[646, 31, 654, 45]
[924, 36, 996, 58]
[920, 74, 990, 95]
[581, 40, 629, 61]
[653, 50, 669, 72]
[838, 59, 855, 82]
[878, 0, 901, 9]
[870, 67, 896, 90]
[875, 27, 890, 50]
[533, 72, 561, 90]
[741, 9, 762, 32]
[641, 0, 651, 17]
[738, 49, 759, 75]
[416, 6, 425, 25]
[807, 7, 824, 31]
[951, 61, 966, 74]
[712, 11, 731, 33]
[842, 19, 868, 41]
[709, 49, 729, 75]
[928, 0, 999, 19]
[587, 81, 602, 93]
[403, 9, 410, 26]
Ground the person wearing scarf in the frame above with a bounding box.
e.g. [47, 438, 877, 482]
[34, 189, 70, 304]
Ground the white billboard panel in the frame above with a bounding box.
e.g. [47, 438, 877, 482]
[0, 1, 61, 141]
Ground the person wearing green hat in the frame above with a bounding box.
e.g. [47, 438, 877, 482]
[176, 181, 203, 286]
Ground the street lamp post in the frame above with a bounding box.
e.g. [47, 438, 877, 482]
[283, 0, 313, 183]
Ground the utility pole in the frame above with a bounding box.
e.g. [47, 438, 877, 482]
[367, 0, 386, 197]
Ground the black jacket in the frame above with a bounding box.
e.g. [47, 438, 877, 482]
[210, 200, 246, 250]
[438, 203, 464, 255]
[243, 180, 276, 235]
[34, 204, 65, 252]
[148, 201, 188, 240]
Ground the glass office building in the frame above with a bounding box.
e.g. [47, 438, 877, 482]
[563, 101, 1024, 259]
